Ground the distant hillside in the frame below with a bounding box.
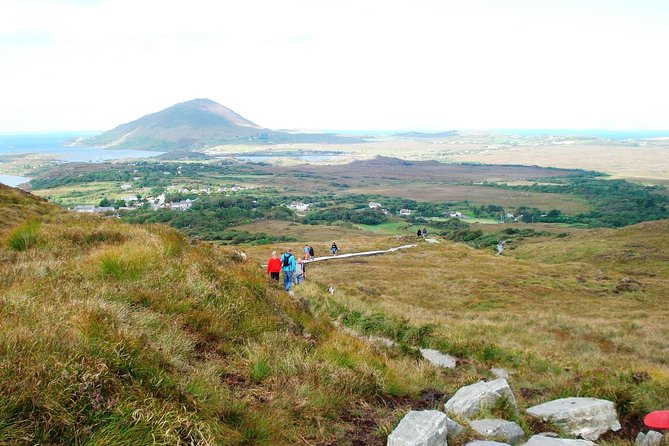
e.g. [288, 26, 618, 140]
[80, 98, 362, 151]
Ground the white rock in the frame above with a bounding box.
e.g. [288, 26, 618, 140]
[420, 348, 457, 369]
[446, 416, 464, 438]
[387, 410, 448, 446]
[636, 430, 664, 446]
[526, 397, 621, 441]
[491, 368, 509, 380]
[444, 379, 518, 419]
[466, 441, 511, 446]
[521, 435, 596, 446]
[469, 419, 525, 444]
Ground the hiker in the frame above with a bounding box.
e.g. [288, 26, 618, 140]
[496, 241, 504, 256]
[303, 244, 311, 261]
[280, 249, 297, 291]
[331, 242, 338, 256]
[294, 258, 304, 285]
[422, 227, 428, 237]
[417, 228, 422, 237]
[309, 245, 315, 258]
[266, 251, 281, 282]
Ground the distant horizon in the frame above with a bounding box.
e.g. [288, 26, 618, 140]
[2, 128, 669, 141]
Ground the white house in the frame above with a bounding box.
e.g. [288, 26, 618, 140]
[120, 183, 132, 190]
[168, 199, 194, 211]
[72, 205, 115, 213]
[368, 202, 382, 209]
[399, 209, 412, 216]
[449, 211, 463, 219]
[288, 201, 310, 212]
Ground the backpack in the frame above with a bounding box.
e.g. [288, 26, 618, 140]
[309, 247, 314, 256]
[282, 253, 292, 268]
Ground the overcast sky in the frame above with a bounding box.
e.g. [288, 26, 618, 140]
[1, 0, 668, 133]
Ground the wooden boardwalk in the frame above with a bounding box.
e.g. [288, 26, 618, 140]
[306, 244, 417, 263]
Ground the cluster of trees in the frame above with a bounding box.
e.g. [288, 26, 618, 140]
[304, 207, 388, 225]
[482, 176, 669, 227]
[122, 195, 293, 242]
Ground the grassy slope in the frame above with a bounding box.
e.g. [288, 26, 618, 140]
[292, 223, 669, 435]
[0, 189, 460, 445]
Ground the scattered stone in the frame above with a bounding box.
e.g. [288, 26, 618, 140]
[446, 416, 464, 438]
[469, 419, 525, 444]
[425, 238, 440, 244]
[444, 379, 518, 419]
[521, 435, 596, 446]
[636, 430, 664, 446]
[491, 368, 509, 380]
[526, 397, 621, 441]
[387, 410, 447, 446]
[420, 348, 458, 369]
[613, 277, 642, 293]
[466, 441, 511, 446]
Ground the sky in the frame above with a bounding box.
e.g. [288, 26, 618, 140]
[1, 0, 669, 133]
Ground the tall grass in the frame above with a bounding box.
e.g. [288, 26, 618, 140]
[6, 221, 40, 251]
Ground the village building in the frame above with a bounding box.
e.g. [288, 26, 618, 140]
[72, 205, 115, 213]
[399, 209, 412, 216]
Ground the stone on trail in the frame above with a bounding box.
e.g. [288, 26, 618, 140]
[521, 435, 596, 446]
[469, 418, 525, 444]
[526, 397, 621, 441]
[466, 441, 511, 446]
[444, 379, 518, 419]
[387, 410, 448, 446]
[420, 348, 458, 369]
[635, 430, 664, 446]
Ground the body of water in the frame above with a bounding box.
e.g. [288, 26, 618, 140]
[0, 174, 32, 187]
[0, 132, 164, 162]
[234, 154, 338, 163]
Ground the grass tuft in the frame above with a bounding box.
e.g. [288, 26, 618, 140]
[7, 221, 40, 251]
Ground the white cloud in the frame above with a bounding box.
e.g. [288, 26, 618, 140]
[1, 0, 668, 132]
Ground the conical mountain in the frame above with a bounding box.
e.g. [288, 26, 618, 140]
[83, 98, 269, 150]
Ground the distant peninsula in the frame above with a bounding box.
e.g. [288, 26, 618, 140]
[78, 98, 363, 151]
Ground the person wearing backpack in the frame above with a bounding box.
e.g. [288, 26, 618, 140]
[280, 249, 297, 291]
[331, 242, 338, 256]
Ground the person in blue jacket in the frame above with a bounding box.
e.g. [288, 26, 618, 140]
[280, 249, 297, 291]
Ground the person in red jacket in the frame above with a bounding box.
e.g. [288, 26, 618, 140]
[266, 251, 281, 282]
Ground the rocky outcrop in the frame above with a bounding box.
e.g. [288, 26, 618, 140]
[521, 435, 596, 446]
[444, 379, 518, 419]
[387, 410, 448, 446]
[420, 348, 457, 369]
[526, 397, 621, 441]
[469, 418, 525, 444]
[446, 416, 464, 439]
[635, 430, 664, 446]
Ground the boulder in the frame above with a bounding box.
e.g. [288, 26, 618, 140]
[446, 416, 464, 439]
[521, 435, 596, 446]
[420, 348, 457, 369]
[526, 397, 621, 441]
[444, 379, 518, 419]
[469, 418, 525, 444]
[387, 410, 448, 446]
[466, 441, 511, 446]
[636, 430, 664, 446]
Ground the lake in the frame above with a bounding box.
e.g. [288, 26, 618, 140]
[0, 174, 32, 187]
[0, 132, 164, 162]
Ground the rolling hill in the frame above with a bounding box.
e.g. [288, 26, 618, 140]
[80, 98, 361, 151]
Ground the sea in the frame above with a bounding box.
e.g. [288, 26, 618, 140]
[0, 132, 163, 187]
